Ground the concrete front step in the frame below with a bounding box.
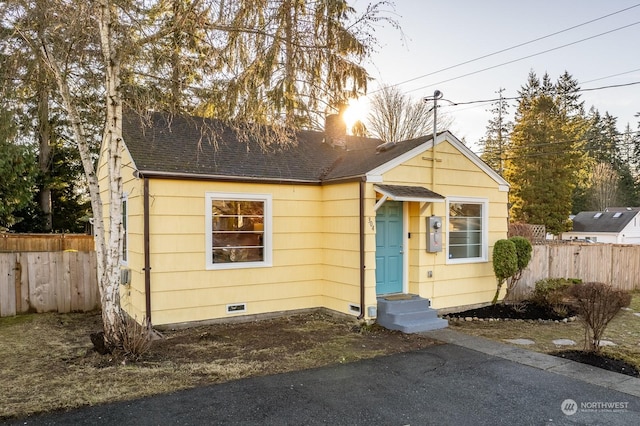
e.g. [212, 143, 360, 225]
[376, 294, 448, 333]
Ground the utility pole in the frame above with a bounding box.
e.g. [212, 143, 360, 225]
[424, 90, 443, 189]
[497, 87, 504, 176]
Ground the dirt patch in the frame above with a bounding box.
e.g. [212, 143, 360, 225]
[0, 310, 437, 420]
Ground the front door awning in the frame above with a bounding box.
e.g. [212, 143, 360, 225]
[374, 184, 445, 211]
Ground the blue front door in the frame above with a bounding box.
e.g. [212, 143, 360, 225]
[376, 201, 403, 295]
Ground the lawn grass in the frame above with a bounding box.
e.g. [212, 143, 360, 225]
[0, 310, 435, 420]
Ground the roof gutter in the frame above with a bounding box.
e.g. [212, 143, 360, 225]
[134, 170, 322, 185]
[358, 178, 366, 320]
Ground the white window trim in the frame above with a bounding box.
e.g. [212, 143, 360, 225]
[205, 192, 273, 270]
[121, 193, 129, 266]
[445, 197, 489, 264]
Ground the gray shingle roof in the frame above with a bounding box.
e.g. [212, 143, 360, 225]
[374, 184, 444, 201]
[123, 112, 433, 183]
[572, 210, 639, 233]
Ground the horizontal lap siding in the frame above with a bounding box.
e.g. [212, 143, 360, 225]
[145, 180, 324, 325]
[321, 183, 364, 315]
[383, 141, 509, 310]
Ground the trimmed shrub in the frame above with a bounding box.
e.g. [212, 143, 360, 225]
[532, 278, 581, 307]
[510, 236, 532, 272]
[491, 239, 518, 304]
[568, 282, 631, 352]
[503, 236, 533, 301]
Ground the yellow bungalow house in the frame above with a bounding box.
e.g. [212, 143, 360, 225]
[99, 112, 509, 332]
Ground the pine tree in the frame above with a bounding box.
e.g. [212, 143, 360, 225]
[505, 72, 587, 234]
[0, 107, 38, 229]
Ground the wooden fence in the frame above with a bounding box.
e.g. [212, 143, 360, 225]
[0, 251, 100, 317]
[0, 233, 94, 252]
[510, 243, 640, 300]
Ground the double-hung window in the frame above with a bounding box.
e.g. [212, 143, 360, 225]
[205, 193, 272, 269]
[446, 198, 488, 263]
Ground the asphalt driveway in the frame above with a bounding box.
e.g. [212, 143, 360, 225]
[9, 334, 640, 426]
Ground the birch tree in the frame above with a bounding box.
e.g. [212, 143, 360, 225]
[5, 0, 393, 351]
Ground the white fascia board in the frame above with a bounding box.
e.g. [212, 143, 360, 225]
[365, 142, 431, 179]
[364, 132, 510, 190]
[121, 140, 140, 178]
[366, 174, 383, 183]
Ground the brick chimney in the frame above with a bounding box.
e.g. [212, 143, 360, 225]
[324, 114, 347, 149]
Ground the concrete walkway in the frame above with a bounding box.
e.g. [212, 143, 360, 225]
[7, 330, 640, 426]
[424, 328, 640, 398]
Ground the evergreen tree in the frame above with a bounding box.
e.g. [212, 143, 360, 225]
[556, 70, 585, 117]
[516, 70, 541, 113]
[0, 108, 38, 229]
[506, 71, 587, 234]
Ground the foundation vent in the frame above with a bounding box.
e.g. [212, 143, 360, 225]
[226, 303, 247, 314]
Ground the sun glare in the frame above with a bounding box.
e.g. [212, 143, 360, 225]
[343, 97, 369, 132]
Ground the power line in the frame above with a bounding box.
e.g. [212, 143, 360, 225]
[439, 80, 640, 109]
[476, 130, 640, 157]
[582, 67, 640, 84]
[404, 21, 640, 94]
[373, 3, 640, 93]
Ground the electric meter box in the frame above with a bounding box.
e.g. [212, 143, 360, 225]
[427, 216, 443, 253]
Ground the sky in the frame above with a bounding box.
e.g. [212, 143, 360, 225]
[356, 0, 640, 153]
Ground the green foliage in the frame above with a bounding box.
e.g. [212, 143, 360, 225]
[501, 236, 533, 302]
[532, 278, 581, 307]
[492, 239, 518, 281]
[568, 282, 631, 352]
[491, 239, 518, 304]
[509, 236, 532, 271]
[11, 139, 91, 233]
[0, 109, 38, 229]
[505, 72, 588, 235]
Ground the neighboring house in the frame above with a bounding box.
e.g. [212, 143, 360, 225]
[98, 112, 509, 330]
[562, 208, 640, 244]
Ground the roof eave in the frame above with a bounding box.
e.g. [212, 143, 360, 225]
[135, 169, 322, 185]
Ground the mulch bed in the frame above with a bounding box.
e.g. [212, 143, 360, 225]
[445, 301, 577, 321]
[550, 350, 639, 377]
[446, 301, 639, 378]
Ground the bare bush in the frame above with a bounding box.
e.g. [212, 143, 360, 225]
[120, 315, 154, 361]
[508, 222, 534, 240]
[568, 282, 631, 352]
